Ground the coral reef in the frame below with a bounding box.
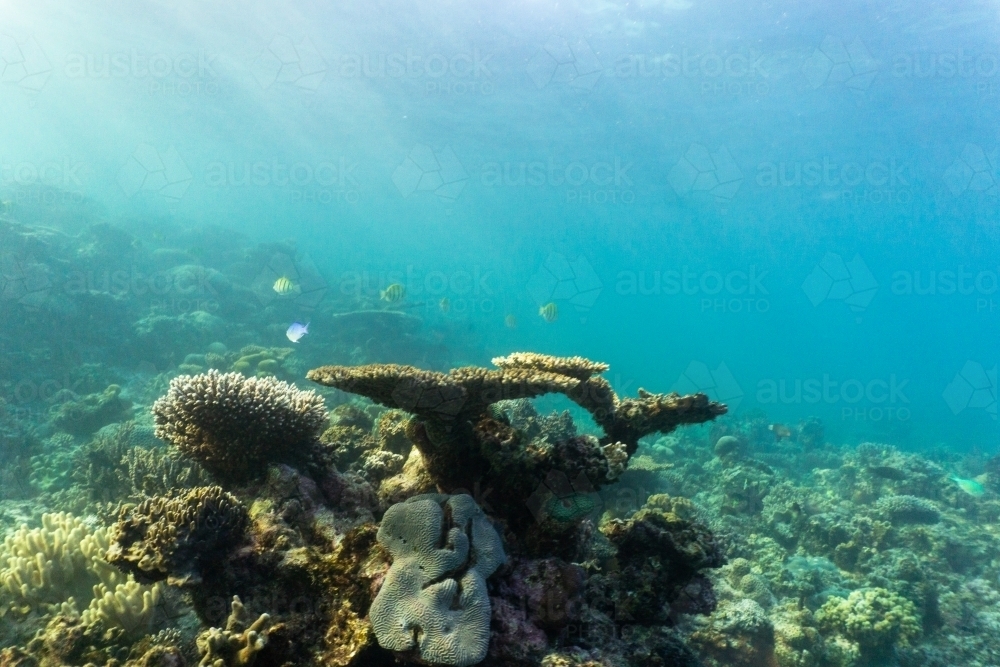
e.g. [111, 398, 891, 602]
[152, 371, 328, 483]
[370, 494, 505, 666]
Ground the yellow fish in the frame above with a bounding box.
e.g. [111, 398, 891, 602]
[381, 283, 406, 303]
[439, 297, 450, 312]
[504, 314, 517, 329]
[273, 276, 298, 296]
[539, 302, 558, 323]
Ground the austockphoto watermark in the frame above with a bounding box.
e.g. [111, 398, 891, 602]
[892, 49, 1000, 96]
[204, 159, 361, 204]
[328, 49, 495, 93]
[480, 157, 635, 204]
[757, 374, 911, 422]
[64, 50, 220, 96]
[756, 158, 912, 204]
[338, 266, 496, 307]
[615, 50, 771, 98]
[616, 266, 770, 313]
[892, 266, 1000, 313]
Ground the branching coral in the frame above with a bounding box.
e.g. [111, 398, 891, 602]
[106, 485, 248, 585]
[152, 370, 328, 482]
[196, 596, 273, 667]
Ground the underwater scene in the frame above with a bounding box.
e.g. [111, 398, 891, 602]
[1, 0, 999, 666]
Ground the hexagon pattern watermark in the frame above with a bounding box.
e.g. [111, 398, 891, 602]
[802, 36, 878, 90]
[0, 33, 52, 92]
[0, 254, 51, 307]
[392, 144, 469, 201]
[671, 361, 744, 409]
[526, 253, 603, 320]
[943, 361, 997, 420]
[668, 144, 743, 201]
[802, 253, 878, 312]
[251, 35, 327, 92]
[250, 252, 329, 311]
[942, 144, 1000, 197]
[527, 37, 603, 91]
[117, 144, 193, 201]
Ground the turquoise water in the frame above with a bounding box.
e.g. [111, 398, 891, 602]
[1, 3, 999, 664]
[4, 1, 995, 452]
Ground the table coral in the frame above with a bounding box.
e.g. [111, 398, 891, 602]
[152, 370, 328, 482]
[308, 353, 726, 555]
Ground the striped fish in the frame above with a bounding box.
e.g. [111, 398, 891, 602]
[381, 283, 406, 303]
[273, 276, 297, 296]
[539, 302, 558, 323]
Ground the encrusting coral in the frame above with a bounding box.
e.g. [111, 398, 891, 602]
[369, 493, 505, 667]
[152, 370, 329, 483]
[106, 485, 249, 585]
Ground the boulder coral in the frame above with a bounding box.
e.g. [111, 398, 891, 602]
[369, 494, 505, 666]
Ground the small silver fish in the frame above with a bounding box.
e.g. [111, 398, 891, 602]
[286, 321, 309, 343]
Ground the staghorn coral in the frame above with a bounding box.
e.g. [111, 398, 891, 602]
[106, 486, 248, 585]
[369, 494, 505, 666]
[152, 370, 328, 482]
[119, 446, 212, 498]
[196, 596, 273, 667]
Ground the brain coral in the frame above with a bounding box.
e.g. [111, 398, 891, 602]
[369, 494, 505, 666]
[153, 370, 328, 482]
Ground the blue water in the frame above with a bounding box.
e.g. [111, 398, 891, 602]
[1, 0, 997, 452]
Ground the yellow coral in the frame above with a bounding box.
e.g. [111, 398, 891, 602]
[197, 596, 272, 667]
[0, 512, 162, 634]
[816, 588, 920, 652]
[81, 579, 165, 638]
